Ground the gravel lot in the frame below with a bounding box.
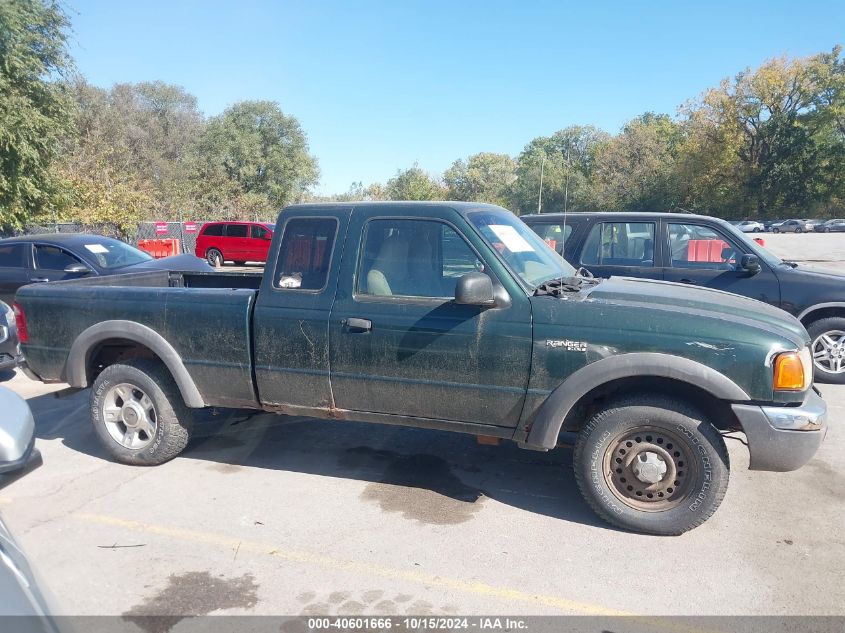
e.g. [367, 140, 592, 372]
[1, 232, 843, 617]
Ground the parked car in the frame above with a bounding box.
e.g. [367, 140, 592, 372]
[194, 222, 274, 267]
[771, 219, 807, 233]
[816, 219, 845, 233]
[803, 219, 825, 231]
[763, 219, 786, 232]
[524, 211, 845, 383]
[736, 220, 765, 233]
[0, 301, 20, 372]
[0, 234, 212, 306]
[15, 202, 827, 535]
[0, 386, 56, 619]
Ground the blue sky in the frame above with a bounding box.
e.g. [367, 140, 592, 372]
[67, 0, 844, 195]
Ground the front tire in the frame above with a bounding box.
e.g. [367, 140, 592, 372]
[773, 228, 780, 233]
[573, 395, 730, 535]
[90, 359, 193, 465]
[807, 317, 845, 384]
[795, 227, 803, 233]
[206, 248, 223, 267]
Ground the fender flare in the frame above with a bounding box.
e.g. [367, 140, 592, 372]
[523, 353, 750, 450]
[64, 320, 205, 408]
[796, 302, 845, 322]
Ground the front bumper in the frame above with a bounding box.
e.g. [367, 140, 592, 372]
[732, 388, 828, 472]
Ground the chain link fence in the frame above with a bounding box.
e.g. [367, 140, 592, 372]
[0, 222, 130, 242]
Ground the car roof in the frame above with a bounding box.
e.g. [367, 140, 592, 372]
[284, 201, 506, 217]
[519, 211, 731, 223]
[0, 233, 119, 246]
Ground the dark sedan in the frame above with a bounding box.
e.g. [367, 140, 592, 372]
[0, 233, 212, 305]
[0, 301, 19, 372]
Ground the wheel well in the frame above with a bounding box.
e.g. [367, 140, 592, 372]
[87, 338, 160, 383]
[800, 307, 845, 327]
[560, 376, 740, 434]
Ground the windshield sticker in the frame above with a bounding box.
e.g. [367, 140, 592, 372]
[84, 244, 109, 254]
[489, 225, 533, 252]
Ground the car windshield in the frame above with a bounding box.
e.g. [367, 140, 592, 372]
[78, 237, 153, 269]
[467, 209, 576, 288]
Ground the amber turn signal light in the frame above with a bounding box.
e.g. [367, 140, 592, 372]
[773, 352, 805, 391]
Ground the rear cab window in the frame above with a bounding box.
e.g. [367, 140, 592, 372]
[273, 218, 338, 290]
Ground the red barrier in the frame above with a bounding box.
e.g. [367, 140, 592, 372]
[687, 239, 729, 263]
[753, 237, 765, 246]
[137, 239, 182, 259]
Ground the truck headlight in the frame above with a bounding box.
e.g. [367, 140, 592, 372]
[773, 348, 812, 391]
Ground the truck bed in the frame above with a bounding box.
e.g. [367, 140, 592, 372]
[17, 270, 264, 408]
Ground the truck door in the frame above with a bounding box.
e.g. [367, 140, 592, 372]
[253, 208, 352, 409]
[328, 207, 533, 429]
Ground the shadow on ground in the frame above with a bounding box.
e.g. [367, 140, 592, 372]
[25, 387, 612, 531]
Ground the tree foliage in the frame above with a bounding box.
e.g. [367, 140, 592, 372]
[0, 0, 73, 230]
[385, 164, 445, 201]
[444, 152, 516, 206]
[189, 101, 319, 219]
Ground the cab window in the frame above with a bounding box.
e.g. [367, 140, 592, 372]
[580, 222, 655, 267]
[357, 219, 481, 299]
[273, 218, 337, 290]
[251, 224, 270, 239]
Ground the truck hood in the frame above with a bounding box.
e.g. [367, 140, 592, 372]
[581, 276, 808, 347]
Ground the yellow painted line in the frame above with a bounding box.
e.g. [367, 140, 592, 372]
[76, 512, 630, 616]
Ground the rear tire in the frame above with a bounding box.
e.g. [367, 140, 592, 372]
[807, 317, 845, 384]
[773, 228, 780, 233]
[90, 359, 193, 465]
[573, 395, 730, 535]
[206, 248, 223, 267]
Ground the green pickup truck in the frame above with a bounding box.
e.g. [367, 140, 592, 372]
[15, 202, 828, 535]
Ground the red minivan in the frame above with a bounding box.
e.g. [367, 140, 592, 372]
[194, 222, 274, 267]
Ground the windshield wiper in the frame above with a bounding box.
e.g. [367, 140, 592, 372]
[534, 268, 601, 296]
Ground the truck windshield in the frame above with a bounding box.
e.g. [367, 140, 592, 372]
[467, 209, 577, 288]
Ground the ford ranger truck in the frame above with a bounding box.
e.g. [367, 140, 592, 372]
[15, 202, 828, 535]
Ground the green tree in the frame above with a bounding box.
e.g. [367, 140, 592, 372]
[591, 113, 683, 212]
[385, 164, 445, 200]
[190, 100, 319, 218]
[0, 0, 73, 230]
[510, 126, 608, 215]
[443, 152, 516, 206]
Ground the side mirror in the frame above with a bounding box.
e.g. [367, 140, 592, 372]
[455, 272, 495, 306]
[740, 254, 761, 274]
[0, 388, 40, 484]
[64, 263, 91, 275]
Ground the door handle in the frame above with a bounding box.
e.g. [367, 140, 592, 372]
[30, 277, 50, 283]
[344, 317, 372, 332]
